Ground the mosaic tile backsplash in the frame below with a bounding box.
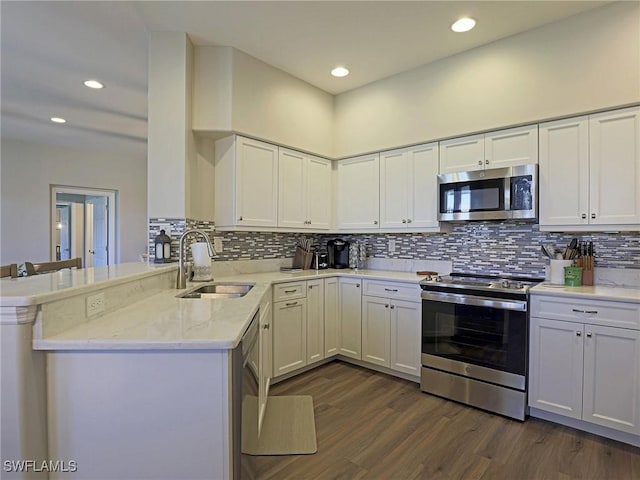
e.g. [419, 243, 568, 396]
[149, 219, 639, 277]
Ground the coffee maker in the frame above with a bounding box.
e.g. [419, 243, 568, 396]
[327, 239, 350, 269]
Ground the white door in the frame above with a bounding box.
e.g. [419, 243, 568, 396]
[272, 299, 307, 376]
[56, 204, 71, 260]
[338, 278, 362, 359]
[439, 134, 485, 174]
[379, 149, 408, 229]
[390, 299, 421, 376]
[305, 156, 331, 229]
[539, 116, 590, 226]
[236, 137, 279, 227]
[362, 296, 391, 367]
[529, 317, 584, 419]
[582, 325, 640, 435]
[277, 148, 306, 228]
[408, 142, 439, 228]
[484, 124, 538, 169]
[589, 106, 640, 225]
[86, 195, 109, 267]
[324, 278, 339, 357]
[336, 154, 380, 229]
[306, 280, 325, 364]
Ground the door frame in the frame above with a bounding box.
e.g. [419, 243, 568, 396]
[50, 185, 117, 266]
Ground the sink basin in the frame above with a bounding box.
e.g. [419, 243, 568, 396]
[178, 282, 254, 299]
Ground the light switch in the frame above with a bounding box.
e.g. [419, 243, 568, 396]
[213, 237, 223, 253]
[388, 239, 396, 254]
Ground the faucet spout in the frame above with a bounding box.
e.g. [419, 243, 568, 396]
[176, 229, 216, 289]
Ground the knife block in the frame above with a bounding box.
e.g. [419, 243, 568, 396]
[293, 247, 312, 269]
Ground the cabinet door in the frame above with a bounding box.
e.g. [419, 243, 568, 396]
[272, 299, 307, 376]
[539, 116, 590, 226]
[439, 134, 484, 174]
[336, 154, 380, 229]
[529, 317, 584, 419]
[236, 137, 279, 227]
[324, 277, 339, 357]
[589, 106, 640, 225]
[408, 142, 439, 228]
[338, 278, 362, 359]
[306, 279, 325, 364]
[485, 124, 538, 169]
[583, 325, 640, 435]
[258, 298, 272, 434]
[362, 296, 391, 367]
[277, 148, 306, 228]
[390, 299, 421, 376]
[380, 149, 409, 228]
[305, 155, 332, 229]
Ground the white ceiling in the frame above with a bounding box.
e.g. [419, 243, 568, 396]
[1, 1, 609, 157]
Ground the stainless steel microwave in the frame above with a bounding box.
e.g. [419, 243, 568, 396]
[437, 164, 537, 221]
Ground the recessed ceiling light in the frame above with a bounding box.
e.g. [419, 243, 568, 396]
[451, 17, 476, 33]
[83, 79, 104, 89]
[50, 117, 66, 124]
[331, 67, 350, 78]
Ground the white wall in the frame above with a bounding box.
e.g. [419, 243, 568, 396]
[0, 139, 147, 264]
[334, 2, 640, 158]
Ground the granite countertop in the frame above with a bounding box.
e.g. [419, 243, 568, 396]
[23, 267, 423, 352]
[530, 282, 640, 303]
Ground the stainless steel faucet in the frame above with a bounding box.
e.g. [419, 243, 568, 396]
[176, 229, 215, 289]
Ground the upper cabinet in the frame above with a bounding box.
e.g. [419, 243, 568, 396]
[336, 154, 380, 230]
[215, 135, 279, 229]
[278, 148, 331, 230]
[439, 125, 538, 174]
[539, 106, 640, 231]
[380, 142, 439, 229]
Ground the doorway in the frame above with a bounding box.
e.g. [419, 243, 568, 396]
[51, 186, 116, 267]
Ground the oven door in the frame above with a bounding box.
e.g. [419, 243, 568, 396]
[421, 291, 528, 390]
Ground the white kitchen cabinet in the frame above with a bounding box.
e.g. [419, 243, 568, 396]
[362, 296, 391, 367]
[529, 294, 640, 436]
[258, 295, 272, 433]
[306, 279, 325, 364]
[380, 143, 440, 230]
[272, 297, 307, 376]
[539, 106, 640, 230]
[324, 277, 339, 357]
[214, 135, 279, 228]
[389, 299, 421, 376]
[439, 125, 538, 174]
[338, 278, 362, 359]
[278, 148, 331, 230]
[336, 154, 380, 230]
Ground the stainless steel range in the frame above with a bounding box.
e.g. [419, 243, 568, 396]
[420, 273, 543, 420]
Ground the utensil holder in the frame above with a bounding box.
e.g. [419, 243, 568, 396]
[549, 259, 573, 284]
[293, 247, 312, 269]
[564, 266, 583, 287]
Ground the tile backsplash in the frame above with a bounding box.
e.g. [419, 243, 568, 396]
[149, 219, 639, 277]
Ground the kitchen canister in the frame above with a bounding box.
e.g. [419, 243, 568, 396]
[564, 266, 583, 287]
[549, 259, 573, 284]
[191, 242, 212, 281]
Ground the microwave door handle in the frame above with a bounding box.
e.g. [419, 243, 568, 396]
[421, 291, 527, 312]
[505, 177, 511, 211]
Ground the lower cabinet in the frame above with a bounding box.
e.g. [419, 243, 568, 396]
[529, 295, 640, 436]
[306, 279, 325, 364]
[324, 277, 339, 357]
[258, 295, 272, 432]
[273, 297, 307, 377]
[338, 278, 363, 359]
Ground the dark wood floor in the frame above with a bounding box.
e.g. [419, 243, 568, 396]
[255, 361, 640, 480]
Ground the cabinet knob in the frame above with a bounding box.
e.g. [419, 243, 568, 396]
[308, 285, 313, 289]
[356, 284, 360, 288]
[407, 219, 412, 223]
[385, 304, 389, 308]
[402, 219, 407, 224]
[239, 216, 243, 221]
[586, 332, 592, 338]
[263, 324, 270, 330]
[478, 160, 482, 165]
[581, 213, 587, 219]
[390, 305, 395, 310]
[576, 331, 582, 337]
[373, 220, 378, 225]
[591, 213, 596, 219]
[485, 159, 490, 165]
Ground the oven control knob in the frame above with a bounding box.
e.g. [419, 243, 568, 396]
[502, 280, 510, 288]
[515, 282, 524, 289]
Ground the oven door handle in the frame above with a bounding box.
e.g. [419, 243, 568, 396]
[421, 291, 527, 311]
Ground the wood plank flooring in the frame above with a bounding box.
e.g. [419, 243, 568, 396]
[255, 361, 640, 480]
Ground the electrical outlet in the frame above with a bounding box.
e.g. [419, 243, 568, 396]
[86, 292, 105, 317]
[213, 237, 223, 253]
[388, 239, 396, 254]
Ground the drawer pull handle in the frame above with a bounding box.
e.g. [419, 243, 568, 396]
[384, 288, 399, 292]
[285, 302, 298, 307]
[572, 308, 598, 314]
[284, 289, 296, 293]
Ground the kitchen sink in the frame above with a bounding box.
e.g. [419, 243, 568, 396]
[178, 282, 254, 299]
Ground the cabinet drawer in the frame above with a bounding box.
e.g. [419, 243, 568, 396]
[531, 295, 640, 330]
[362, 279, 421, 301]
[273, 282, 307, 302]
